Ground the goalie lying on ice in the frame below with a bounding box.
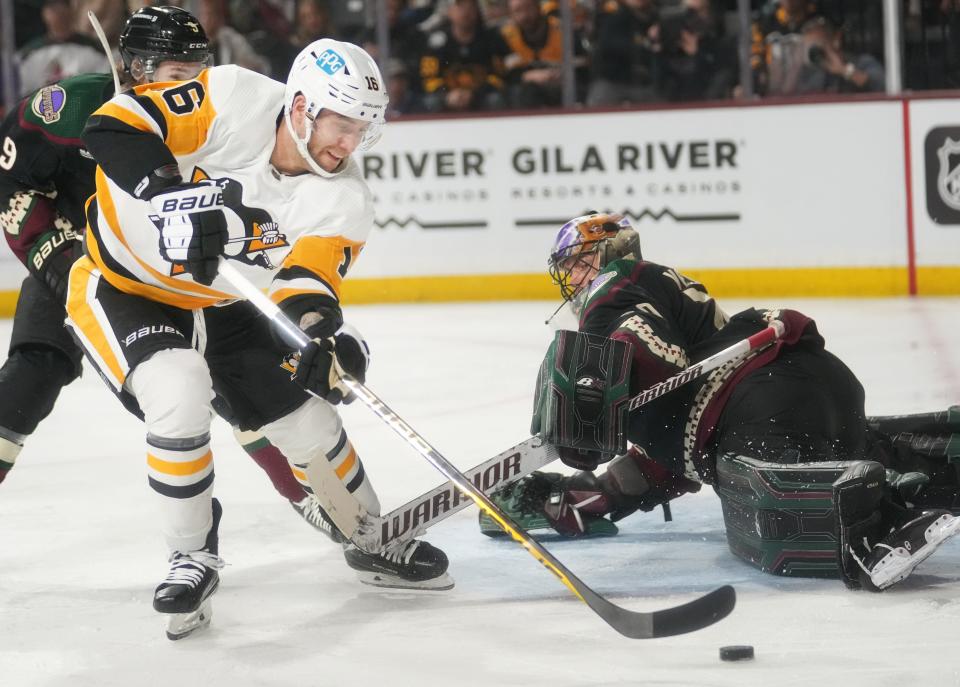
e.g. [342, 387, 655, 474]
[479, 212, 960, 591]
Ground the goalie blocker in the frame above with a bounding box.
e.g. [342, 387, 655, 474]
[531, 330, 632, 470]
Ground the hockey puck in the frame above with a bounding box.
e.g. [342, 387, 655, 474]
[719, 645, 754, 662]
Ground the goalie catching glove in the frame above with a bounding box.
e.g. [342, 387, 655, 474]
[287, 313, 370, 405]
[149, 183, 228, 286]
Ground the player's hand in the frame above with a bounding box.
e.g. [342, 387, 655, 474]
[150, 183, 228, 286]
[289, 322, 370, 405]
[27, 226, 82, 302]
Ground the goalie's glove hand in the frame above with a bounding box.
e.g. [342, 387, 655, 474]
[149, 183, 228, 286]
[541, 472, 615, 537]
[290, 322, 370, 405]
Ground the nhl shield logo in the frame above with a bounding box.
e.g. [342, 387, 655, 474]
[936, 138, 960, 211]
[924, 126, 960, 224]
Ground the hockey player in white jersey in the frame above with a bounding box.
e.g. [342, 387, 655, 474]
[67, 39, 451, 640]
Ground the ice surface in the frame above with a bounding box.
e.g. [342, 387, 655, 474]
[1, 298, 959, 686]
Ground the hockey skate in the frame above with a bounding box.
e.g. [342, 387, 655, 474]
[154, 498, 225, 640]
[479, 472, 619, 539]
[343, 538, 453, 591]
[854, 509, 960, 591]
[290, 494, 345, 543]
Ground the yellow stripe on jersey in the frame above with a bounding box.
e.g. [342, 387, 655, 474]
[147, 450, 213, 477]
[270, 235, 365, 305]
[130, 70, 218, 156]
[94, 101, 157, 134]
[91, 169, 235, 308]
[66, 257, 128, 387]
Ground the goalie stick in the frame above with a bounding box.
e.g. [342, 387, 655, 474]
[218, 262, 789, 638]
[371, 320, 786, 549]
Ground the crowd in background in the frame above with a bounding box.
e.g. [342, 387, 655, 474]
[5, 0, 960, 119]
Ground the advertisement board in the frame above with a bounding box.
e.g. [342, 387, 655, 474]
[0, 96, 956, 311]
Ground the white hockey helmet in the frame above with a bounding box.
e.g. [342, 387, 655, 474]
[284, 39, 388, 175]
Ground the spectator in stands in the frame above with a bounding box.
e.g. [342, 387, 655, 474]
[264, 0, 338, 77]
[657, 0, 736, 101]
[542, 0, 593, 34]
[941, 0, 960, 88]
[419, 0, 506, 112]
[498, 0, 584, 108]
[481, 0, 509, 28]
[384, 58, 425, 117]
[14, 0, 46, 51]
[17, 0, 111, 97]
[793, 16, 885, 93]
[750, 0, 819, 95]
[198, 0, 272, 73]
[359, 0, 425, 79]
[588, 0, 662, 106]
[74, 0, 127, 46]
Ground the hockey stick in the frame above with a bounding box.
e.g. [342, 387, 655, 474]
[372, 320, 786, 548]
[376, 437, 559, 546]
[87, 11, 122, 95]
[218, 261, 740, 638]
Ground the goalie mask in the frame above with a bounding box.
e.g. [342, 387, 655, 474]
[548, 213, 640, 309]
[119, 6, 212, 82]
[284, 39, 389, 177]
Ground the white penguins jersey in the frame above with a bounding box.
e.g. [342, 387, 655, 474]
[83, 65, 373, 310]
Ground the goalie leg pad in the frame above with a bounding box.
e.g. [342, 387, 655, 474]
[833, 461, 887, 588]
[716, 453, 881, 579]
[864, 407, 960, 513]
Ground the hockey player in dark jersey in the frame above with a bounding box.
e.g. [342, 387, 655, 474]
[482, 212, 960, 591]
[0, 6, 343, 541]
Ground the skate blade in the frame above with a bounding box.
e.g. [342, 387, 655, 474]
[164, 599, 213, 640]
[355, 570, 455, 591]
[872, 514, 960, 590]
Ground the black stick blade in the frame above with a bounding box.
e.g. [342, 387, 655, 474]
[580, 584, 736, 639]
[651, 585, 736, 638]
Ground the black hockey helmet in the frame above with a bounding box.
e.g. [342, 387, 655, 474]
[119, 6, 212, 76]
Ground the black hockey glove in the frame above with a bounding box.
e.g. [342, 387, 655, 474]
[27, 226, 82, 303]
[274, 295, 344, 350]
[291, 323, 370, 405]
[149, 183, 228, 286]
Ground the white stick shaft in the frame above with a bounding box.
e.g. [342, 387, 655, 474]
[218, 261, 309, 349]
[627, 320, 785, 412]
[87, 11, 122, 95]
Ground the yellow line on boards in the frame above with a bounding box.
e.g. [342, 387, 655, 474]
[0, 266, 956, 317]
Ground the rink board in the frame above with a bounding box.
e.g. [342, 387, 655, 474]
[0, 94, 957, 314]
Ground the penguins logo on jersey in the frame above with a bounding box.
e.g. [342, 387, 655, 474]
[153, 167, 290, 277]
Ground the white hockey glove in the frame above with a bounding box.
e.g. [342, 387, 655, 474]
[289, 319, 371, 405]
[149, 183, 228, 286]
